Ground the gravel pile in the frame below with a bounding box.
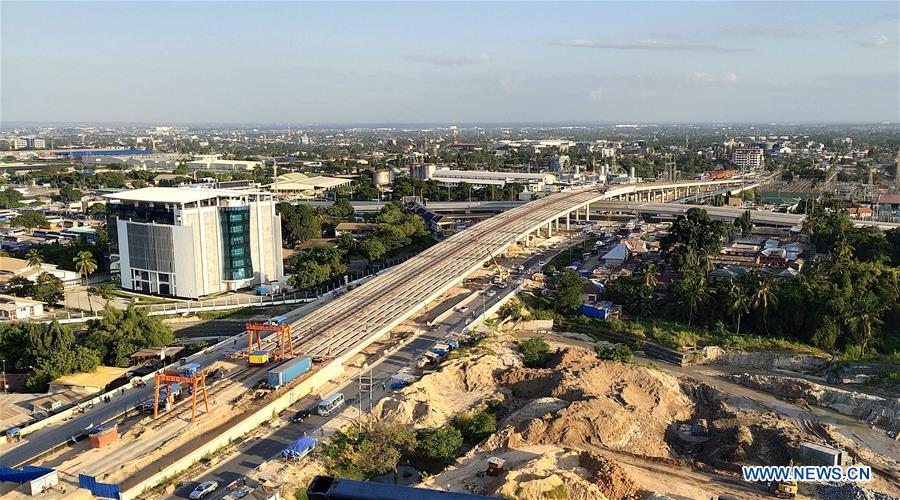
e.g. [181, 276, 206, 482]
[816, 482, 897, 500]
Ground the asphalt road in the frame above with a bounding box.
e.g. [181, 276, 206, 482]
[173, 249, 552, 499]
[0, 294, 338, 469]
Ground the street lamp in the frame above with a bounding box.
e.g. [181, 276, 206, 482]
[2, 359, 7, 395]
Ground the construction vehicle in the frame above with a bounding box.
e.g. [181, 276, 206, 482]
[768, 480, 798, 498]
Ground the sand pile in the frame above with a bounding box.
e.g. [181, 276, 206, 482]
[493, 448, 641, 500]
[372, 350, 519, 428]
[493, 347, 694, 458]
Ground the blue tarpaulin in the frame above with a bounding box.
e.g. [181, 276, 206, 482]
[282, 436, 317, 460]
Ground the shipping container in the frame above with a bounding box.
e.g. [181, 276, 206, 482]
[267, 356, 312, 387]
[249, 350, 269, 365]
[89, 425, 118, 448]
[179, 363, 201, 377]
[799, 442, 846, 466]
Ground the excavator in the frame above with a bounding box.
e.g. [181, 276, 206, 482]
[768, 480, 798, 498]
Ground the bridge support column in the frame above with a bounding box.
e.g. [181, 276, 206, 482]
[566, 213, 570, 230]
[547, 222, 552, 237]
[585, 203, 590, 223]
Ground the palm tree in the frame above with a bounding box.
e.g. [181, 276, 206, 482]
[641, 262, 659, 290]
[750, 276, 778, 335]
[726, 280, 751, 336]
[73, 251, 98, 286]
[684, 275, 711, 327]
[26, 249, 43, 269]
[834, 237, 854, 262]
[845, 296, 883, 355]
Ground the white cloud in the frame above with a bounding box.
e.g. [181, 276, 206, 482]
[693, 71, 739, 84]
[403, 53, 492, 67]
[589, 88, 606, 101]
[548, 39, 750, 53]
[860, 34, 889, 47]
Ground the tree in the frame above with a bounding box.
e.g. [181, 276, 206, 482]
[452, 410, 496, 443]
[661, 208, 728, 271]
[844, 295, 884, 355]
[725, 280, 751, 335]
[352, 421, 417, 479]
[87, 203, 107, 217]
[85, 305, 175, 366]
[26, 249, 43, 269]
[11, 210, 48, 229]
[734, 210, 753, 237]
[88, 284, 116, 308]
[518, 337, 551, 367]
[74, 250, 98, 286]
[5, 276, 33, 297]
[555, 269, 585, 314]
[668, 273, 710, 327]
[640, 262, 659, 290]
[57, 185, 83, 204]
[416, 426, 463, 469]
[327, 199, 354, 219]
[749, 276, 778, 335]
[31, 272, 64, 307]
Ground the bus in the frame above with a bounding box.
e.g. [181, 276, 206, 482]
[317, 392, 345, 416]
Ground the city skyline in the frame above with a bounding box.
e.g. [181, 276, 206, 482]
[2, 1, 899, 124]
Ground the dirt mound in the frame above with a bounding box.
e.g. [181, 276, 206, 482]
[494, 347, 694, 458]
[372, 350, 519, 428]
[493, 448, 641, 500]
[817, 482, 897, 500]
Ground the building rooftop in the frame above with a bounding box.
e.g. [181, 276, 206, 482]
[50, 366, 129, 390]
[102, 187, 272, 204]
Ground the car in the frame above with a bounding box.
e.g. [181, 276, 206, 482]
[456, 305, 469, 313]
[189, 481, 218, 499]
[485, 290, 497, 297]
[538, 260, 546, 267]
[497, 283, 509, 289]
[291, 409, 311, 423]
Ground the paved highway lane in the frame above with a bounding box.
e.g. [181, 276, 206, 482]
[173, 251, 550, 499]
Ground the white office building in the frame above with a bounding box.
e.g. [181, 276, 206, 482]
[429, 168, 555, 193]
[186, 159, 263, 172]
[732, 148, 764, 170]
[104, 187, 283, 298]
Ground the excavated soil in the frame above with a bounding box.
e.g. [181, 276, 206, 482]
[494, 347, 695, 458]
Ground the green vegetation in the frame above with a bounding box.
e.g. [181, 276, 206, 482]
[3, 271, 66, 307]
[554, 269, 585, 314]
[451, 401, 500, 443]
[0, 305, 175, 390]
[320, 421, 417, 480]
[414, 426, 463, 469]
[284, 203, 431, 290]
[605, 209, 899, 358]
[544, 484, 568, 499]
[11, 210, 49, 229]
[518, 337, 552, 367]
[594, 344, 633, 362]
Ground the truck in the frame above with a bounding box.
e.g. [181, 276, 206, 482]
[443, 336, 460, 350]
[416, 351, 441, 369]
[267, 315, 290, 326]
[389, 372, 418, 390]
[282, 436, 317, 461]
[267, 356, 312, 388]
[431, 343, 451, 356]
[179, 363, 202, 377]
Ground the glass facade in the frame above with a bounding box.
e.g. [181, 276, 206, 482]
[221, 207, 252, 281]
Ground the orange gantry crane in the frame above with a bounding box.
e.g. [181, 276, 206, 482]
[153, 363, 209, 423]
[246, 318, 294, 361]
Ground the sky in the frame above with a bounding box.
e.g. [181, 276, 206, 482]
[1, 1, 898, 125]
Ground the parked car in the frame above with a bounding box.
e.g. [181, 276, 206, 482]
[485, 289, 497, 297]
[497, 282, 509, 289]
[189, 481, 218, 499]
[456, 305, 469, 313]
[291, 409, 311, 423]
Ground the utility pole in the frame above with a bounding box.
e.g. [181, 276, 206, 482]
[1, 359, 6, 395]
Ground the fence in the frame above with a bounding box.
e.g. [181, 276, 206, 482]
[79, 474, 121, 500]
[45, 255, 415, 324]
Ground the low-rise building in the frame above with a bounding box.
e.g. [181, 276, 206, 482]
[429, 168, 555, 193]
[0, 294, 45, 320]
[186, 159, 262, 172]
[48, 366, 130, 395]
[0, 256, 81, 291]
[269, 173, 353, 199]
[334, 222, 377, 238]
